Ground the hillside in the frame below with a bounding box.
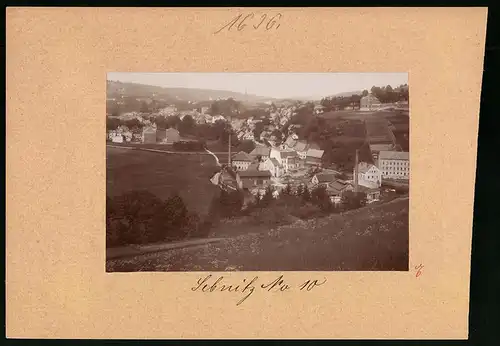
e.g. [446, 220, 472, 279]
[107, 80, 274, 103]
[329, 90, 363, 98]
[107, 197, 409, 272]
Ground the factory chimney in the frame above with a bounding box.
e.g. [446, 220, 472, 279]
[354, 149, 359, 193]
[228, 126, 231, 168]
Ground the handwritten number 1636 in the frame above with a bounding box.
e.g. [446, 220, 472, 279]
[214, 13, 283, 34]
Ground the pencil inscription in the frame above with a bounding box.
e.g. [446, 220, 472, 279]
[214, 13, 283, 34]
[191, 274, 327, 306]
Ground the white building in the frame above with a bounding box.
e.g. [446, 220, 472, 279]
[122, 131, 133, 142]
[360, 94, 382, 111]
[270, 149, 300, 173]
[378, 151, 410, 180]
[354, 162, 382, 188]
[242, 132, 255, 141]
[232, 151, 254, 171]
[158, 105, 178, 116]
[259, 158, 283, 177]
[211, 115, 226, 123]
[250, 146, 271, 162]
[111, 134, 124, 143]
[314, 105, 326, 115]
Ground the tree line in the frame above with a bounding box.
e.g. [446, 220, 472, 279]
[106, 182, 370, 248]
[320, 84, 409, 112]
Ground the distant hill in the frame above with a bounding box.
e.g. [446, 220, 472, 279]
[107, 80, 275, 103]
[329, 90, 363, 98]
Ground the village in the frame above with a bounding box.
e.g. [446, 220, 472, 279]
[106, 88, 410, 209]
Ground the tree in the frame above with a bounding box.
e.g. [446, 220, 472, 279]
[362, 90, 369, 97]
[311, 185, 332, 212]
[179, 114, 195, 135]
[253, 122, 265, 139]
[261, 185, 275, 206]
[124, 118, 142, 130]
[237, 140, 256, 153]
[161, 193, 189, 239]
[283, 183, 293, 196]
[166, 115, 182, 129]
[301, 185, 311, 203]
[341, 191, 367, 210]
[271, 129, 283, 142]
[295, 184, 304, 198]
[140, 101, 150, 113]
[106, 117, 121, 131]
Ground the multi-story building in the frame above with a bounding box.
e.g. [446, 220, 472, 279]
[377, 151, 410, 180]
[360, 94, 382, 111]
[232, 151, 254, 171]
[354, 162, 382, 188]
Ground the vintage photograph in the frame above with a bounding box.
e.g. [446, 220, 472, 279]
[106, 73, 410, 272]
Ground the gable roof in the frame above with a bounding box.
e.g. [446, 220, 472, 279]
[306, 149, 324, 159]
[232, 151, 253, 162]
[238, 170, 272, 178]
[361, 94, 381, 103]
[269, 158, 281, 167]
[281, 151, 298, 159]
[294, 141, 309, 152]
[369, 144, 394, 152]
[329, 180, 351, 191]
[315, 173, 336, 183]
[165, 127, 179, 135]
[357, 185, 380, 193]
[143, 127, 156, 133]
[250, 146, 271, 157]
[378, 151, 409, 160]
[308, 142, 321, 150]
[248, 163, 260, 171]
[284, 136, 298, 148]
[357, 162, 378, 174]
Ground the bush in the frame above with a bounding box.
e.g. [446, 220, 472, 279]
[341, 191, 367, 210]
[173, 140, 205, 151]
[291, 203, 321, 220]
[250, 205, 294, 226]
[106, 190, 194, 247]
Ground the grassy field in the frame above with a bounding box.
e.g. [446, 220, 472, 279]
[106, 197, 409, 272]
[107, 146, 222, 216]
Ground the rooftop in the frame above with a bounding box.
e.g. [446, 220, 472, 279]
[357, 162, 377, 174]
[238, 170, 272, 178]
[378, 151, 409, 160]
[269, 158, 282, 167]
[232, 151, 254, 162]
[306, 148, 325, 159]
[250, 146, 271, 157]
[315, 173, 336, 183]
[369, 144, 394, 152]
[281, 151, 298, 159]
[294, 141, 309, 152]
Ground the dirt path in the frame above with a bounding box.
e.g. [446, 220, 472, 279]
[107, 144, 228, 156]
[106, 238, 225, 260]
[106, 197, 409, 272]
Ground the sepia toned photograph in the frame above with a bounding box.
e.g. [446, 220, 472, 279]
[106, 73, 410, 272]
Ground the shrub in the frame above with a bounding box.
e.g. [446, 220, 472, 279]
[291, 203, 321, 220]
[250, 205, 293, 227]
[106, 190, 193, 246]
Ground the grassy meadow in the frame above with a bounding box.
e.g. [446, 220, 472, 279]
[106, 146, 221, 216]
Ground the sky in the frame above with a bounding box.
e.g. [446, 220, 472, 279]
[107, 72, 408, 99]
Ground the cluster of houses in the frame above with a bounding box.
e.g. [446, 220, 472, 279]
[107, 125, 136, 143]
[107, 122, 182, 145]
[141, 127, 181, 144]
[220, 137, 332, 200]
[360, 93, 409, 112]
[224, 138, 409, 205]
